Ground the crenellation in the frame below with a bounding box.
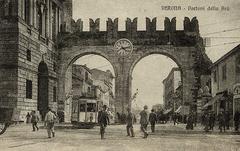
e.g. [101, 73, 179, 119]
[191, 17, 199, 33]
[171, 17, 176, 32]
[184, 17, 199, 32]
[107, 18, 118, 39]
[60, 17, 199, 37]
[164, 17, 171, 32]
[146, 17, 157, 34]
[89, 18, 100, 33]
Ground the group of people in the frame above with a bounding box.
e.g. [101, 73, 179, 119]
[26, 108, 57, 138]
[185, 109, 240, 132]
[97, 105, 158, 139]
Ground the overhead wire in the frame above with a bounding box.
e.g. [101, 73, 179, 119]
[202, 27, 240, 36]
[205, 41, 240, 47]
[200, 18, 240, 27]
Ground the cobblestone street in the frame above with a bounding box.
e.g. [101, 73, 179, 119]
[1, 123, 240, 151]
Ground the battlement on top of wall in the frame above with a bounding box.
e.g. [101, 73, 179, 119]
[58, 17, 201, 47]
[61, 17, 199, 33]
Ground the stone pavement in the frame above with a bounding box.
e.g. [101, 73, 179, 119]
[1, 123, 240, 151]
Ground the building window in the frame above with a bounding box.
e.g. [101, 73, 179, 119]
[52, 3, 56, 41]
[27, 49, 31, 61]
[24, 0, 31, 25]
[213, 70, 217, 82]
[26, 80, 32, 99]
[236, 55, 240, 74]
[88, 87, 91, 94]
[53, 87, 56, 102]
[222, 64, 227, 80]
[53, 62, 56, 72]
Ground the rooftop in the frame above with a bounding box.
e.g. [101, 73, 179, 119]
[210, 44, 240, 68]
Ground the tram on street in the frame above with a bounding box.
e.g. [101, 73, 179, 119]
[71, 97, 103, 129]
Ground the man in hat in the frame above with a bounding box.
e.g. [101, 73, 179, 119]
[98, 105, 110, 139]
[44, 107, 56, 138]
[234, 110, 240, 132]
[140, 105, 149, 138]
[126, 107, 135, 137]
[218, 110, 226, 132]
[149, 109, 157, 133]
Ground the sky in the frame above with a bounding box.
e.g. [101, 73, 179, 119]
[72, 0, 240, 108]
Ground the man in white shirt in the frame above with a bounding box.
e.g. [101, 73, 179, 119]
[44, 108, 56, 138]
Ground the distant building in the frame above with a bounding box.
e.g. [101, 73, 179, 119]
[91, 69, 115, 111]
[208, 45, 240, 117]
[72, 64, 93, 98]
[162, 67, 182, 111]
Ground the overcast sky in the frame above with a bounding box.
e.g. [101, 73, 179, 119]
[72, 0, 240, 108]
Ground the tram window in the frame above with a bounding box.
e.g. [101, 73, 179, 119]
[87, 103, 96, 112]
[80, 104, 85, 112]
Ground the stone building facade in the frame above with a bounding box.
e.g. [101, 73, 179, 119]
[91, 69, 115, 110]
[72, 64, 94, 97]
[0, 0, 71, 120]
[162, 67, 182, 110]
[210, 45, 240, 116]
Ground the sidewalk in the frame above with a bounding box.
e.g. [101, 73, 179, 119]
[154, 123, 240, 135]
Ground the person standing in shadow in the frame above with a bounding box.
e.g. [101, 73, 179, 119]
[126, 107, 135, 137]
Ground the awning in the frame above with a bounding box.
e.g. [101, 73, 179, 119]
[163, 108, 172, 114]
[202, 93, 223, 109]
[175, 106, 182, 113]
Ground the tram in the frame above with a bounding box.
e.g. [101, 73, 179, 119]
[71, 97, 103, 129]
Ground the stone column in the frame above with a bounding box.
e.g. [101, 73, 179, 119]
[182, 67, 195, 115]
[114, 57, 132, 114]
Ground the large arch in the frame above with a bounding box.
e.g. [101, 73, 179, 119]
[130, 53, 181, 109]
[57, 46, 119, 114]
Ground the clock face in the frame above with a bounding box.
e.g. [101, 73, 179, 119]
[114, 39, 133, 56]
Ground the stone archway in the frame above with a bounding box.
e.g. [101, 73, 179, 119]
[57, 46, 119, 113]
[38, 61, 49, 119]
[57, 17, 212, 119]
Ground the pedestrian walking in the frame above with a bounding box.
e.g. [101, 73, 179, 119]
[225, 111, 230, 130]
[90, 113, 93, 123]
[44, 108, 56, 138]
[126, 107, 135, 137]
[149, 109, 157, 133]
[209, 112, 215, 131]
[31, 111, 39, 131]
[218, 110, 226, 132]
[26, 112, 31, 124]
[234, 110, 240, 132]
[186, 113, 194, 130]
[139, 105, 149, 138]
[172, 113, 177, 125]
[204, 112, 210, 132]
[98, 105, 110, 139]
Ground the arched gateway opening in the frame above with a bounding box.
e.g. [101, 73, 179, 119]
[58, 50, 117, 122]
[38, 61, 49, 119]
[131, 54, 183, 121]
[57, 17, 211, 122]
